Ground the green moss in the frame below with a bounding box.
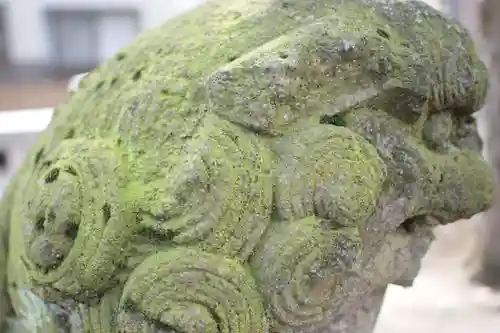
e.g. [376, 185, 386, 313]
[135, 114, 273, 259]
[342, 107, 493, 224]
[0, 178, 18, 331]
[206, 1, 487, 136]
[16, 139, 138, 297]
[0, 0, 492, 332]
[119, 247, 268, 333]
[272, 124, 386, 225]
[69, 288, 122, 332]
[43, 0, 356, 156]
[368, 0, 487, 113]
[436, 149, 494, 216]
[34, 0, 486, 162]
[422, 112, 454, 151]
[250, 216, 362, 329]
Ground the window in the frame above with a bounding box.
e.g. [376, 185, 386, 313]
[0, 150, 7, 171]
[46, 9, 140, 71]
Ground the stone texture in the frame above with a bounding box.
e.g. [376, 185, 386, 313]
[0, 0, 493, 332]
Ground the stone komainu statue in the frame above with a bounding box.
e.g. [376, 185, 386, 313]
[0, 0, 494, 332]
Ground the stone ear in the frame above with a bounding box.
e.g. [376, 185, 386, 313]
[272, 124, 387, 224]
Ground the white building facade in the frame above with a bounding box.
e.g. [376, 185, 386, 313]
[0, 0, 483, 70]
[0, 0, 207, 70]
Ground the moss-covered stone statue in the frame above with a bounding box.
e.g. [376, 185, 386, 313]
[0, 0, 494, 332]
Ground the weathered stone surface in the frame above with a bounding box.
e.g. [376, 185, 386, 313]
[0, 0, 493, 332]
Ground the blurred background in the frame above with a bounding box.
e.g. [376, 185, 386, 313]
[0, 0, 484, 197]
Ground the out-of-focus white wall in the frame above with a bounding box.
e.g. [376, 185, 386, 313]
[141, 0, 209, 30]
[421, 0, 443, 10]
[0, 107, 54, 197]
[453, 0, 484, 55]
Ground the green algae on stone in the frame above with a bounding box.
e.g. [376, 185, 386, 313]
[19, 138, 138, 297]
[62, 288, 122, 332]
[119, 247, 268, 333]
[0, 0, 494, 332]
[250, 216, 363, 330]
[0, 178, 19, 333]
[340, 108, 443, 218]
[272, 124, 386, 224]
[436, 149, 494, 217]
[341, 108, 443, 184]
[422, 112, 454, 151]
[366, 0, 488, 113]
[135, 114, 273, 259]
[47, 0, 354, 146]
[206, 0, 487, 137]
[341, 108, 493, 228]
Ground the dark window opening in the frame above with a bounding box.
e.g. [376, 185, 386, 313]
[0, 151, 7, 170]
[45, 8, 141, 73]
